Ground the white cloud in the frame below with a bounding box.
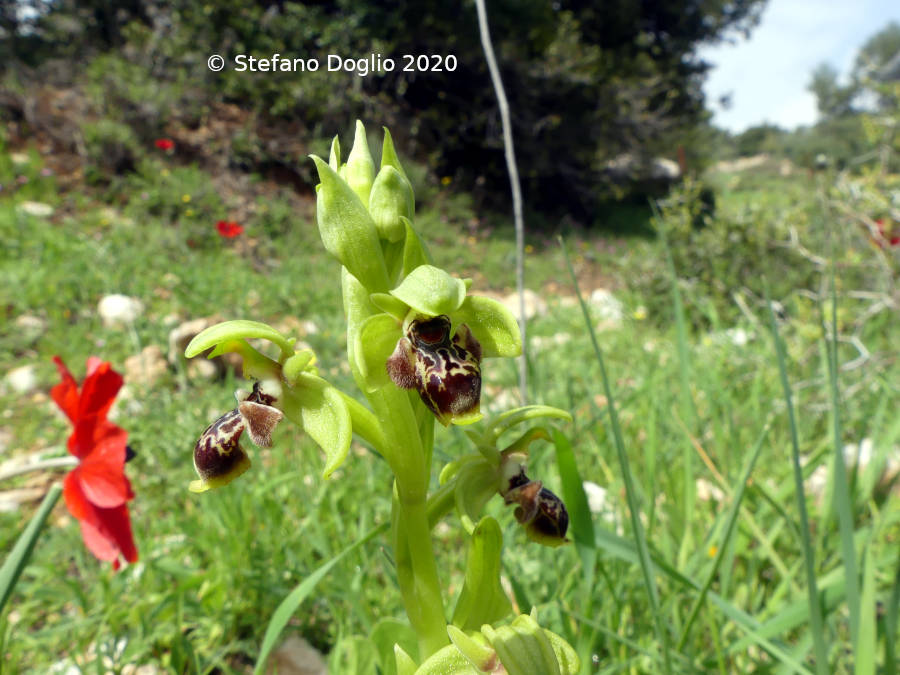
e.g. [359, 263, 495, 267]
[698, 0, 900, 132]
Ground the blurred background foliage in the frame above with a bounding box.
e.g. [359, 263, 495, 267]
[2, 0, 768, 220]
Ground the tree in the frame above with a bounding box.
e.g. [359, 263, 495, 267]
[808, 63, 857, 119]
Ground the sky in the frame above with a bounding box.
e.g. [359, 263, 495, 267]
[698, 0, 900, 133]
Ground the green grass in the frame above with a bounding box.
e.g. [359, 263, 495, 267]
[1, 144, 899, 673]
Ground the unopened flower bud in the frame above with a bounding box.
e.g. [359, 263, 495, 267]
[369, 165, 414, 242]
[386, 315, 483, 426]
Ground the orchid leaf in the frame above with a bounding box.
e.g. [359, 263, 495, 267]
[391, 265, 465, 317]
[454, 295, 522, 358]
[381, 126, 410, 186]
[451, 517, 512, 631]
[401, 217, 432, 275]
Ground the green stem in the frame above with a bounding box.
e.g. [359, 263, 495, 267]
[373, 388, 448, 657]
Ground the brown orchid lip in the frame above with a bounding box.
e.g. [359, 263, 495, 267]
[386, 315, 483, 425]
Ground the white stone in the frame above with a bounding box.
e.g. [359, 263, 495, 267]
[695, 478, 724, 502]
[5, 364, 39, 394]
[17, 201, 55, 217]
[267, 636, 328, 675]
[98, 294, 144, 326]
[582, 481, 608, 514]
[14, 314, 47, 334]
[10, 152, 29, 165]
[124, 345, 168, 387]
[501, 289, 547, 321]
[168, 316, 218, 364]
[531, 332, 571, 351]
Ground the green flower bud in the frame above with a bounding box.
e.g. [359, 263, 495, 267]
[345, 120, 375, 207]
[310, 155, 390, 293]
[386, 315, 483, 426]
[369, 165, 414, 242]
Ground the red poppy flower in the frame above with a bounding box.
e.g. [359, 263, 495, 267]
[51, 356, 138, 570]
[875, 219, 900, 248]
[216, 220, 244, 238]
[154, 138, 175, 151]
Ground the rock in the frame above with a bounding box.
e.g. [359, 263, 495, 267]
[168, 317, 217, 365]
[501, 289, 546, 321]
[14, 313, 47, 337]
[187, 358, 218, 380]
[124, 345, 168, 387]
[531, 332, 571, 351]
[17, 201, 55, 217]
[582, 481, 608, 514]
[5, 364, 39, 394]
[10, 152, 29, 165]
[695, 478, 724, 502]
[589, 288, 623, 329]
[98, 294, 144, 327]
[266, 636, 328, 675]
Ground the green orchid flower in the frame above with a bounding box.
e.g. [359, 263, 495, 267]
[184, 320, 353, 490]
[352, 264, 521, 426]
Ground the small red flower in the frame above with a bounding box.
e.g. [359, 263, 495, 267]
[875, 219, 900, 248]
[216, 220, 244, 238]
[51, 357, 138, 570]
[154, 138, 175, 152]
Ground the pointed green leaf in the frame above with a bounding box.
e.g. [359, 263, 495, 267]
[370, 619, 418, 675]
[185, 320, 294, 360]
[401, 217, 432, 275]
[454, 295, 522, 358]
[346, 120, 375, 207]
[452, 517, 512, 631]
[284, 373, 352, 478]
[0, 484, 62, 615]
[354, 313, 402, 392]
[391, 265, 466, 317]
[394, 645, 418, 675]
[311, 155, 390, 293]
[447, 626, 497, 672]
[381, 127, 410, 186]
[454, 461, 499, 533]
[329, 135, 341, 171]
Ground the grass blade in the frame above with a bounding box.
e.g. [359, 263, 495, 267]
[822, 229, 860, 648]
[254, 522, 387, 674]
[652, 202, 697, 569]
[560, 236, 672, 674]
[766, 288, 829, 674]
[0, 483, 62, 615]
[676, 418, 771, 650]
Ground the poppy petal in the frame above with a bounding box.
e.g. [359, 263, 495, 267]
[63, 468, 91, 520]
[64, 469, 138, 566]
[51, 356, 80, 422]
[79, 435, 131, 508]
[77, 360, 123, 421]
